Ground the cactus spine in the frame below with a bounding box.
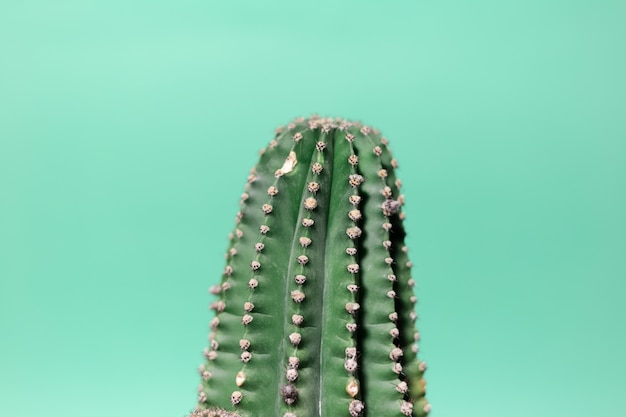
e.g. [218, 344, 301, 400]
[193, 116, 430, 417]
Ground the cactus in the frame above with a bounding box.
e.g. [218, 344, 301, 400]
[192, 116, 430, 417]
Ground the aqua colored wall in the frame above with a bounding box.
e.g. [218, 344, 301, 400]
[1, 1, 625, 416]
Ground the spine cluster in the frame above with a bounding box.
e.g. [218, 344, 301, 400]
[194, 116, 430, 417]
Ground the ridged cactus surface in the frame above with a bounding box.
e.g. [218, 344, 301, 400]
[193, 116, 429, 417]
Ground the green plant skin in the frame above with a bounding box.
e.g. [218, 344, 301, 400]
[194, 116, 430, 417]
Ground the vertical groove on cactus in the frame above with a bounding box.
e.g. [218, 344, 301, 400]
[196, 116, 429, 417]
[318, 127, 364, 417]
[276, 128, 330, 417]
[355, 130, 399, 417]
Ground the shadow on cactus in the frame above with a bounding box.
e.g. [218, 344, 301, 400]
[192, 116, 430, 417]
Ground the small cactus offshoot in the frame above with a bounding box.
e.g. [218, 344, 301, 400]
[193, 116, 430, 417]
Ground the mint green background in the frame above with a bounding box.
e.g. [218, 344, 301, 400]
[1, 1, 625, 416]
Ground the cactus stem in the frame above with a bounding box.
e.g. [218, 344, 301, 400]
[196, 117, 428, 417]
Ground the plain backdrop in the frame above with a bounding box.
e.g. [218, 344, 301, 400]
[1, 1, 625, 416]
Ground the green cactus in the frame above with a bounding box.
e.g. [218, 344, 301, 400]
[192, 116, 430, 417]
